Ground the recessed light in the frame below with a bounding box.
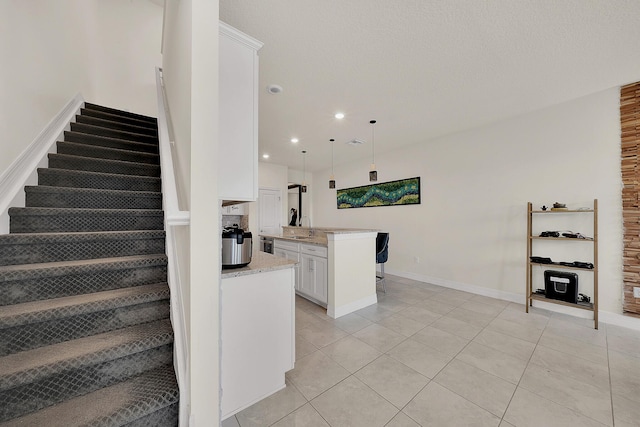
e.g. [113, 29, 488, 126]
[262, 154, 269, 159]
[335, 112, 345, 119]
[291, 138, 299, 143]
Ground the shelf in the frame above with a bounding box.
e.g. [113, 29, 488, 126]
[529, 293, 594, 311]
[529, 236, 594, 241]
[529, 262, 595, 272]
[531, 209, 594, 213]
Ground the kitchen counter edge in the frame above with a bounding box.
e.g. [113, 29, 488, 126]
[221, 251, 297, 279]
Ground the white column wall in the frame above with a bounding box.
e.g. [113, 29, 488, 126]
[313, 88, 624, 316]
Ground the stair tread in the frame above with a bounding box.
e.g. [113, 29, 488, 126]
[0, 363, 177, 427]
[0, 254, 167, 279]
[49, 152, 160, 169]
[0, 300, 171, 387]
[64, 131, 159, 151]
[25, 185, 161, 197]
[8, 206, 163, 216]
[80, 108, 159, 129]
[58, 141, 160, 160]
[0, 282, 169, 329]
[84, 102, 158, 123]
[0, 230, 165, 244]
[76, 115, 158, 134]
[71, 123, 158, 144]
[38, 167, 161, 182]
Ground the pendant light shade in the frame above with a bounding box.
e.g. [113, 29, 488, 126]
[301, 150, 307, 193]
[329, 138, 336, 189]
[369, 120, 378, 182]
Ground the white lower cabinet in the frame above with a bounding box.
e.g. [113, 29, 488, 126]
[274, 240, 327, 305]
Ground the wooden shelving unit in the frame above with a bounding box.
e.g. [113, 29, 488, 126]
[526, 200, 598, 329]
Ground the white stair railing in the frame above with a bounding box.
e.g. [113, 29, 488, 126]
[155, 66, 190, 427]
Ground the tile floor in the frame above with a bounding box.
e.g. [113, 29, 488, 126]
[222, 274, 640, 427]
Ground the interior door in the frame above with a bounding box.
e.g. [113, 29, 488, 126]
[259, 188, 282, 235]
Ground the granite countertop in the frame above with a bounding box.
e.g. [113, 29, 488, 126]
[221, 250, 297, 279]
[262, 234, 328, 246]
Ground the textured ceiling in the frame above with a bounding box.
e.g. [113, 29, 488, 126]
[220, 0, 640, 172]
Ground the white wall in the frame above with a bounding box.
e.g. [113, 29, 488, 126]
[162, 0, 220, 424]
[313, 88, 624, 316]
[0, 0, 162, 176]
[248, 162, 289, 236]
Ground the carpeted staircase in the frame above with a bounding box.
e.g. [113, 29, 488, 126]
[0, 103, 179, 426]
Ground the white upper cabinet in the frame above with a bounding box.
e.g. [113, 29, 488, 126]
[218, 22, 263, 201]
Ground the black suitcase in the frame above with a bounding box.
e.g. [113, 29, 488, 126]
[544, 270, 578, 303]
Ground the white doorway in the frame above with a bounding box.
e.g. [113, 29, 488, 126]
[258, 188, 282, 235]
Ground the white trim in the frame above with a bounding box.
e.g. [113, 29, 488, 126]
[219, 21, 263, 52]
[327, 293, 378, 319]
[386, 267, 640, 330]
[0, 93, 84, 234]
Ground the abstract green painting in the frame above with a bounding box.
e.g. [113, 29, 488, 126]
[337, 177, 421, 209]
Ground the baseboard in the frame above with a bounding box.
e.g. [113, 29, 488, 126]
[385, 267, 640, 332]
[327, 293, 378, 319]
[0, 93, 84, 234]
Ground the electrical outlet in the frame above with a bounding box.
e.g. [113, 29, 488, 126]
[414, 256, 420, 264]
[634, 287, 640, 298]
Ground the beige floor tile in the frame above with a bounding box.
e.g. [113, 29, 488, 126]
[320, 335, 381, 373]
[376, 295, 411, 312]
[538, 329, 608, 364]
[385, 411, 421, 427]
[460, 299, 507, 316]
[519, 363, 613, 426]
[545, 316, 606, 347]
[296, 334, 317, 360]
[504, 387, 607, 427]
[221, 415, 240, 427]
[472, 329, 535, 361]
[297, 319, 348, 348]
[411, 325, 469, 356]
[270, 403, 330, 427]
[499, 422, 516, 427]
[352, 323, 406, 352]
[387, 339, 452, 379]
[434, 359, 516, 417]
[376, 313, 427, 337]
[609, 349, 640, 403]
[455, 342, 527, 384]
[328, 312, 372, 334]
[486, 317, 543, 343]
[413, 298, 456, 315]
[607, 330, 640, 359]
[613, 392, 640, 427]
[496, 305, 550, 330]
[355, 304, 396, 322]
[235, 381, 307, 427]
[431, 315, 483, 340]
[286, 351, 350, 400]
[428, 293, 470, 308]
[354, 354, 429, 409]
[530, 345, 610, 391]
[396, 305, 441, 325]
[469, 294, 511, 309]
[446, 306, 495, 327]
[404, 382, 500, 427]
[311, 376, 398, 427]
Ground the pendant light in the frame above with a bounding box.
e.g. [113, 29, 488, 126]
[369, 120, 378, 182]
[329, 139, 336, 189]
[301, 150, 307, 193]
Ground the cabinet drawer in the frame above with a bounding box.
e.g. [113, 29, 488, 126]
[274, 239, 299, 252]
[300, 244, 327, 258]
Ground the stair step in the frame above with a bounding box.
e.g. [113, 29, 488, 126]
[57, 141, 160, 164]
[38, 168, 161, 192]
[48, 153, 160, 177]
[0, 319, 173, 421]
[70, 122, 158, 145]
[0, 230, 166, 266]
[0, 364, 178, 426]
[0, 283, 170, 356]
[75, 115, 158, 137]
[9, 206, 164, 233]
[80, 107, 160, 130]
[64, 130, 159, 154]
[84, 102, 158, 124]
[0, 254, 168, 305]
[25, 186, 162, 210]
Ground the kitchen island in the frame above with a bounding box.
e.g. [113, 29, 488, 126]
[220, 251, 296, 419]
[267, 227, 378, 319]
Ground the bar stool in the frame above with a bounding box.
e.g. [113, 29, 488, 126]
[376, 232, 389, 293]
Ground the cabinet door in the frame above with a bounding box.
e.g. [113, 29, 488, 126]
[218, 24, 262, 201]
[275, 248, 300, 291]
[300, 254, 327, 304]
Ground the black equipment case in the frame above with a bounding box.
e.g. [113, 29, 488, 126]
[544, 270, 578, 303]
